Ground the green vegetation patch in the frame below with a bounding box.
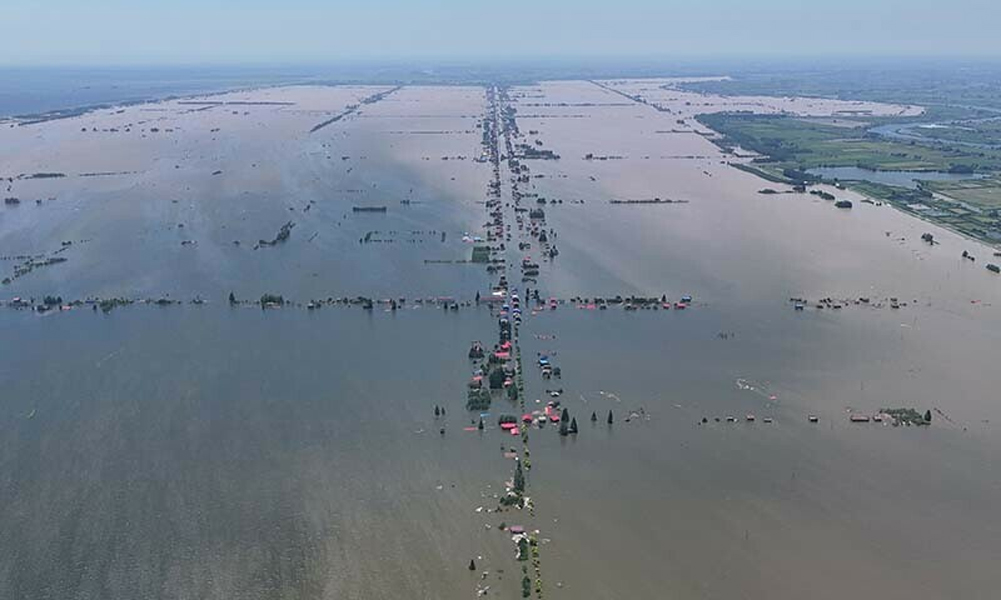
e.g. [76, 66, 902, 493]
[700, 112, 1001, 247]
[467, 387, 491, 411]
[923, 177, 1001, 208]
[881, 408, 931, 426]
[471, 245, 492, 263]
[698, 113, 1001, 173]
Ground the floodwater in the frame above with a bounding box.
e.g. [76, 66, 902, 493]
[0, 308, 524, 599]
[2, 79, 1001, 599]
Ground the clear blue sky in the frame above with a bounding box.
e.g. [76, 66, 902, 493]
[3, 0, 999, 65]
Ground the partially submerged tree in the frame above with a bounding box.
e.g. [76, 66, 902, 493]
[513, 460, 525, 494]
[489, 367, 506, 389]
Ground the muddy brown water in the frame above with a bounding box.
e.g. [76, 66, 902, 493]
[2, 81, 1000, 599]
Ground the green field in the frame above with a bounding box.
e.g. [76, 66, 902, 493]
[698, 113, 1001, 172]
[923, 178, 1001, 208]
[699, 112, 1001, 246]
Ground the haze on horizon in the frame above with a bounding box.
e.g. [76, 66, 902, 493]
[3, 0, 1000, 66]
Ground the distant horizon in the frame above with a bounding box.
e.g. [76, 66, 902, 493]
[4, 0, 1001, 66]
[4, 54, 1001, 70]
[4, 55, 1001, 120]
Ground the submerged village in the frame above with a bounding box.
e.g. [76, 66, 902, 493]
[3, 78, 1000, 599]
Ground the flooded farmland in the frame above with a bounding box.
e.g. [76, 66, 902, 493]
[2, 79, 1000, 600]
